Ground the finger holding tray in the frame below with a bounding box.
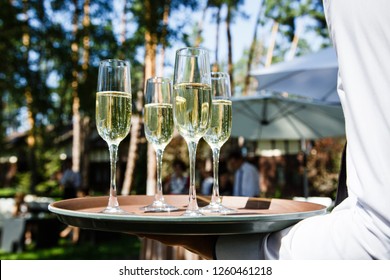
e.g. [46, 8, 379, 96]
[49, 195, 327, 236]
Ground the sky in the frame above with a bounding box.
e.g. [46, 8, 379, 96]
[159, 0, 263, 76]
[112, 0, 265, 76]
[151, 0, 324, 77]
[189, 0, 261, 63]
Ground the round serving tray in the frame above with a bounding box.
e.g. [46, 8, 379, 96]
[49, 195, 327, 235]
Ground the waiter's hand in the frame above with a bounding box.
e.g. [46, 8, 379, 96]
[136, 234, 218, 260]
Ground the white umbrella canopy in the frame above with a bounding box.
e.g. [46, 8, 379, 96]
[251, 48, 339, 103]
[231, 95, 345, 141]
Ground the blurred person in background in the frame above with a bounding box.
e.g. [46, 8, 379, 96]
[164, 159, 189, 195]
[60, 159, 81, 199]
[218, 164, 234, 196]
[227, 150, 260, 197]
[200, 169, 213, 195]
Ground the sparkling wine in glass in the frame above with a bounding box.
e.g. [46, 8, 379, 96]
[201, 72, 234, 214]
[141, 77, 178, 212]
[96, 59, 132, 214]
[173, 47, 212, 216]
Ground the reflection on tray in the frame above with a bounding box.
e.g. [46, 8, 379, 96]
[143, 208, 184, 213]
[224, 212, 261, 216]
[141, 196, 270, 215]
[196, 196, 211, 207]
[243, 199, 271, 210]
[221, 196, 271, 210]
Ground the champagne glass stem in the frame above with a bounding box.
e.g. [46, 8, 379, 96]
[108, 144, 119, 208]
[155, 148, 164, 203]
[211, 147, 221, 205]
[187, 140, 199, 212]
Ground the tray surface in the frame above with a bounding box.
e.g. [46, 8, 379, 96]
[49, 195, 327, 235]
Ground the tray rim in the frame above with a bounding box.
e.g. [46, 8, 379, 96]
[48, 195, 327, 223]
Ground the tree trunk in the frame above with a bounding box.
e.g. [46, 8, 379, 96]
[70, 0, 90, 178]
[121, 0, 139, 195]
[119, 0, 129, 60]
[22, 0, 37, 192]
[144, 0, 158, 195]
[225, 3, 234, 95]
[122, 0, 158, 195]
[81, 0, 90, 76]
[265, 21, 279, 67]
[144, 38, 157, 80]
[158, 0, 170, 76]
[72, 99, 81, 174]
[71, 0, 81, 173]
[25, 88, 37, 193]
[145, 40, 158, 194]
[79, 0, 91, 189]
[81, 116, 90, 192]
[0, 97, 3, 147]
[195, 1, 208, 47]
[212, 5, 222, 72]
[243, 1, 263, 96]
[287, 32, 300, 61]
[121, 112, 141, 195]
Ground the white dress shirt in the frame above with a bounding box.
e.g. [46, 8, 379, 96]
[217, 0, 390, 259]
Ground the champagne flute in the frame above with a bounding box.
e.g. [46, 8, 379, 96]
[201, 72, 234, 214]
[96, 59, 132, 214]
[173, 47, 212, 216]
[141, 77, 178, 212]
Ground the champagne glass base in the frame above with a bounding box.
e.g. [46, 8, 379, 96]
[200, 203, 236, 214]
[100, 206, 131, 215]
[140, 201, 179, 212]
[182, 209, 204, 217]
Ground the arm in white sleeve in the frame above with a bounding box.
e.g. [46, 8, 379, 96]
[267, 0, 390, 259]
[217, 0, 390, 259]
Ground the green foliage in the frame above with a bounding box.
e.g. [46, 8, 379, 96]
[307, 138, 345, 198]
[0, 233, 141, 260]
[42, 150, 62, 178]
[0, 1, 23, 143]
[264, 0, 299, 41]
[0, 188, 18, 198]
[263, 0, 328, 41]
[35, 180, 63, 197]
[0, 172, 33, 197]
[233, 40, 264, 95]
[13, 172, 32, 194]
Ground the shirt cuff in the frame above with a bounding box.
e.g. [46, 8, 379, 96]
[215, 234, 266, 260]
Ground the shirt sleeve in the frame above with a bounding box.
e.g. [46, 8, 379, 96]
[216, 0, 390, 259]
[265, 0, 390, 259]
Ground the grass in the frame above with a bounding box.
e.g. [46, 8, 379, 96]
[0, 231, 141, 260]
